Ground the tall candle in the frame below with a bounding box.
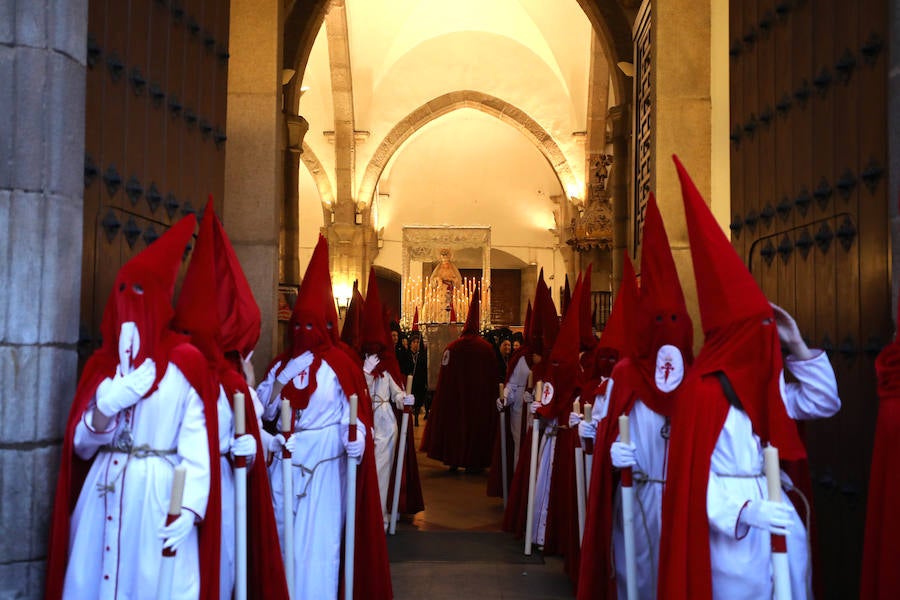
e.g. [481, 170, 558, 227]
[233, 391, 246, 436]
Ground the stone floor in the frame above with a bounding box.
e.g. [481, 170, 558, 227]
[386, 421, 575, 599]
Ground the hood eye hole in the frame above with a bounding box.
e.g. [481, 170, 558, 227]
[119, 283, 126, 292]
[132, 284, 144, 295]
[655, 315, 663, 323]
[670, 314, 677, 321]
[305, 323, 313, 331]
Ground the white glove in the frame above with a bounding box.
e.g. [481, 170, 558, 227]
[530, 400, 540, 414]
[578, 419, 596, 441]
[363, 354, 380, 374]
[568, 412, 582, 428]
[269, 433, 286, 454]
[403, 394, 415, 407]
[230, 434, 257, 458]
[343, 424, 366, 459]
[738, 500, 793, 535]
[610, 441, 637, 468]
[523, 391, 534, 405]
[159, 508, 195, 552]
[276, 354, 312, 385]
[284, 433, 298, 455]
[96, 359, 156, 417]
[496, 397, 505, 412]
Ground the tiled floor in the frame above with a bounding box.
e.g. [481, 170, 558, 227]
[386, 421, 575, 599]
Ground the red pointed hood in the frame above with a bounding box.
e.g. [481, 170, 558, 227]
[412, 306, 420, 331]
[173, 206, 221, 362]
[538, 274, 581, 419]
[635, 191, 693, 362]
[361, 268, 389, 354]
[578, 265, 596, 351]
[561, 274, 572, 317]
[100, 214, 196, 379]
[530, 270, 560, 357]
[461, 288, 481, 336]
[674, 154, 803, 458]
[674, 156, 770, 332]
[289, 234, 333, 356]
[206, 203, 260, 360]
[598, 251, 637, 357]
[340, 280, 363, 352]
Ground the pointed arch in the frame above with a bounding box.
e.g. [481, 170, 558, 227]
[356, 90, 577, 207]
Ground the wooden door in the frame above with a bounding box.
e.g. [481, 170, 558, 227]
[730, 1, 890, 597]
[80, 0, 230, 364]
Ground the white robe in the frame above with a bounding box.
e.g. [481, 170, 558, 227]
[364, 366, 405, 527]
[259, 354, 360, 600]
[706, 351, 839, 600]
[532, 429, 555, 545]
[504, 356, 531, 465]
[612, 399, 667, 600]
[64, 363, 210, 600]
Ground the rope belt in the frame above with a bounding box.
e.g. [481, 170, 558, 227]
[543, 424, 571, 438]
[293, 454, 344, 499]
[96, 444, 178, 497]
[100, 443, 177, 459]
[712, 471, 765, 479]
[633, 471, 666, 485]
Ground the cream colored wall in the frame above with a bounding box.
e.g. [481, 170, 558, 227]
[710, 0, 731, 233]
[297, 0, 592, 207]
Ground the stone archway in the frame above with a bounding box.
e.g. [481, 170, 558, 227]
[354, 91, 578, 209]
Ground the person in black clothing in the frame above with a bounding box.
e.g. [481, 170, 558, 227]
[406, 331, 429, 426]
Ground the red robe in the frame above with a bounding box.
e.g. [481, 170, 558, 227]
[421, 334, 500, 469]
[860, 336, 900, 598]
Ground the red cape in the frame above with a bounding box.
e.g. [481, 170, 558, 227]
[420, 334, 500, 469]
[45, 341, 221, 600]
[860, 340, 900, 598]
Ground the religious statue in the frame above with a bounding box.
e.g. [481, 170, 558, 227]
[429, 248, 463, 315]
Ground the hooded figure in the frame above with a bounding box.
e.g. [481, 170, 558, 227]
[503, 272, 559, 535]
[359, 267, 414, 530]
[532, 272, 588, 580]
[861, 233, 900, 598]
[256, 235, 392, 600]
[421, 290, 500, 470]
[576, 192, 694, 600]
[576, 250, 640, 597]
[657, 156, 839, 600]
[172, 203, 288, 599]
[46, 215, 221, 600]
[340, 280, 364, 356]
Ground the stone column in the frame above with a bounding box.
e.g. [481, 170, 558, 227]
[225, 0, 283, 374]
[0, 1, 87, 596]
[652, 0, 715, 345]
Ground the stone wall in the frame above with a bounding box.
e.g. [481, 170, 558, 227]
[0, 1, 87, 597]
